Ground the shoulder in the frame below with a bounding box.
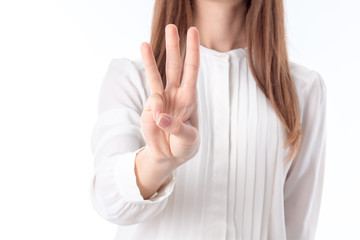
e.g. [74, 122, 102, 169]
[288, 61, 327, 121]
[104, 57, 149, 94]
[106, 57, 144, 76]
[98, 57, 150, 114]
[289, 61, 327, 98]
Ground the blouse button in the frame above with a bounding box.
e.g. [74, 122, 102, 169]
[219, 53, 229, 61]
[216, 53, 229, 59]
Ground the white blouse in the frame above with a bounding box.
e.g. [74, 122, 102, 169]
[89, 44, 327, 240]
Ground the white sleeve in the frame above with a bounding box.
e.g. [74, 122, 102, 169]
[89, 58, 176, 226]
[284, 71, 327, 240]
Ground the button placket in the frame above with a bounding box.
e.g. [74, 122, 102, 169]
[209, 57, 231, 240]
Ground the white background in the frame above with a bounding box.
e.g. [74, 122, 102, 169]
[0, 0, 359, 239]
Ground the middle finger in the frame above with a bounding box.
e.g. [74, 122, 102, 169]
[165, 24, 182, 90]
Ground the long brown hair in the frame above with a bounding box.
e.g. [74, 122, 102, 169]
[149, 0, 302, 164]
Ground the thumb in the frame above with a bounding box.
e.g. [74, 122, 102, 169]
[156, 113, 197, 144]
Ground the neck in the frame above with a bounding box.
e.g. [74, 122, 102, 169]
[192, 0, 248, 52]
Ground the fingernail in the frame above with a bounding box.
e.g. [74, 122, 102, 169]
[155, 111, 160, 119]
[157, 115, 170, 128]
[153, 110, 160, 120]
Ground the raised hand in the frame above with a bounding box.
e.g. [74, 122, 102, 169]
[139, 24, 201, 169]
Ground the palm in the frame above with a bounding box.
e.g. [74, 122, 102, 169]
[162, 86, 198, 153]
[141, 74, 199, 162]
[140, 24, 200, 164]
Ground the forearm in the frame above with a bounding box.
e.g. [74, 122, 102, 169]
[135, 146, 176, 199]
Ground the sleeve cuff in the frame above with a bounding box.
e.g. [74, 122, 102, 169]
[113, 146, 176, 203]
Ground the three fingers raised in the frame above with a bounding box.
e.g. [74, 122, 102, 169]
[140, 25, 200, 92]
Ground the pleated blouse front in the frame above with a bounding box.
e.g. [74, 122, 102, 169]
[89, 44, 327, 240]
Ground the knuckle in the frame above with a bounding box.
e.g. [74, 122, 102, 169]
[144, 63, 156, 72]
[173, 121, 183, 134]
[188, 48, 199, 52]
[145, 96, 152, 106]
[146, 93, 164, 109]
[184, 62, 199, 70]
[152, 92, 162, 98]
[166, 62, 180, 70]
[166, 43, 179, 49]
[152, 92, 164, 104]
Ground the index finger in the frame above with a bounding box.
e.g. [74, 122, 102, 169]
[180, 27, 200, 89]
[140, 42, 164, 94]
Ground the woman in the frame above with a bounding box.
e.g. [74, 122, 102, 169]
[90, 0, 327, 239]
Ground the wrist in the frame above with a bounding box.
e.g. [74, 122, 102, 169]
[142, 145, 177, 171]
[134, 145, 175, 199]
